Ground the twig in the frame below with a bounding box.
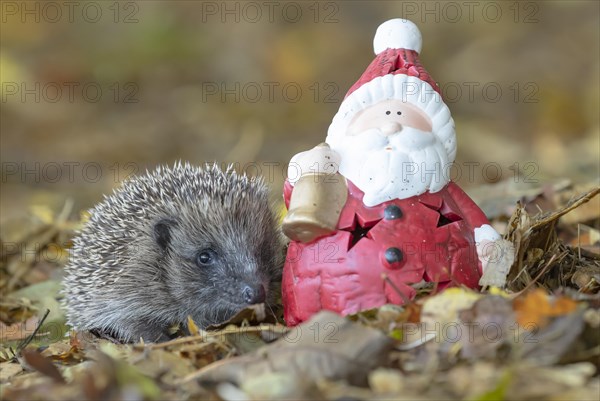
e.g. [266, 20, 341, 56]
[134, 324, 288, 350]
[515, 252, 564, 296]
[381, 273, 411, 304]
[13, 309, 50, 360]
[530, 186, 600, 231]
[577, 224, 581, 260]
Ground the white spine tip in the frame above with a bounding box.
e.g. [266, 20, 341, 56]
[373, 18, 423, 55]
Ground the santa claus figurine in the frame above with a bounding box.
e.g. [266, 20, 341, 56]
[281, 19, 513, 326]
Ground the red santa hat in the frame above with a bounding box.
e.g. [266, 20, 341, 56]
[327, 19, 457, 162]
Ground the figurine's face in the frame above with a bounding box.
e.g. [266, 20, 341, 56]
[347, 99, 432, 136]
[328, 98, 452, 206]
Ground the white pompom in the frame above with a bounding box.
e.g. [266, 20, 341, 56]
[373, 19, 422, 55]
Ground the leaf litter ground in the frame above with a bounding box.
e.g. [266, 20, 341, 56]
[1, 181, 599, 400]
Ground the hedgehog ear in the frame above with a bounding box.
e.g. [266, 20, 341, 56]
[154, 218, 177, 250]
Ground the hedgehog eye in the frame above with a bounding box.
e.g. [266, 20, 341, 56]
[196, 249, 216, 266]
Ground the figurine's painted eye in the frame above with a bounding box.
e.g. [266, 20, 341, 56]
[397, 111, 402, 115]
[385, 111, 391, 115]
[196, 249, 216, 266]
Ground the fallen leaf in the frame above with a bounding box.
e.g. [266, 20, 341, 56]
[421, 288, 482, 327]
[92, 350, 162, 400]
[457, 295, 517, 360]
[19, 348, 65, 384]
[513, 289, 578, 329]
[42, 340, 84, 365]
[187, 316, 200, 336]
[187, 311, 393, 387]
[466, 177, 570, 220]
[131, 347, 200, 392]
[518, 310, 585, 365]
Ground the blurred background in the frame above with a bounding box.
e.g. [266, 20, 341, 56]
[1, 0, 599, 223]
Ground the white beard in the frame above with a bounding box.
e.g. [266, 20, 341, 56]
[328, 127, 451, 207]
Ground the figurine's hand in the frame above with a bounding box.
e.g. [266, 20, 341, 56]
[474, 225, 515, 288]
[287, 143, 341, 185]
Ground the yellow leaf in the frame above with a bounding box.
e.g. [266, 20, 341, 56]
[488, 287, 511, 298]
[278, 201, 288, 223]
[421, 288, 481, 326]
[187, 315, 200, 336]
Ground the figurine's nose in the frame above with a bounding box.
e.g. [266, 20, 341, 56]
[381, 121, 402, 136]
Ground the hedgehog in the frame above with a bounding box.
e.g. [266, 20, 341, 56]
[62, 162, 284, 343]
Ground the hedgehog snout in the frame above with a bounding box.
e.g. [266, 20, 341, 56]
[242, 284, 266, 304]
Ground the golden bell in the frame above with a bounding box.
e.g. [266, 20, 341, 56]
[282, 170, 348, 243]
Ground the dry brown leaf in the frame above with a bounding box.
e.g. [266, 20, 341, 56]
[513, 289, 578, 329]
[457, 295, 517, 360]
[42, 341, 84, 366]
[19, 348, 65, 384]
[186, 311, 393, 387]
[519, 309, 585, 365]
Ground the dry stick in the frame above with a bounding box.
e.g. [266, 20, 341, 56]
[515, 253, 562, 296]
[13, 309, 51, 360]
[381, 273, 411, 304]
[580, 276, 599, 293]
[134, 324, 288, 350]
[577, 224, 581, 260]
[177, 356, 238, 384]
[529, 186, 600, 231]
[542, 220, 557, 251]
[431, 279, 440, 296]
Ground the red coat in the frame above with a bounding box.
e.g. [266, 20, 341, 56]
[282, 179, 490, 326]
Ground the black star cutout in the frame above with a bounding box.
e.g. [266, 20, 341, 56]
[437, 214, 456, 227]
[421, 201, 463, 228]
[344, 215, 381, 250]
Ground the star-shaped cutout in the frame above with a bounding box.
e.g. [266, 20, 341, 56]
[343, 215, 381, 250]
[421, 200, 463, 228]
